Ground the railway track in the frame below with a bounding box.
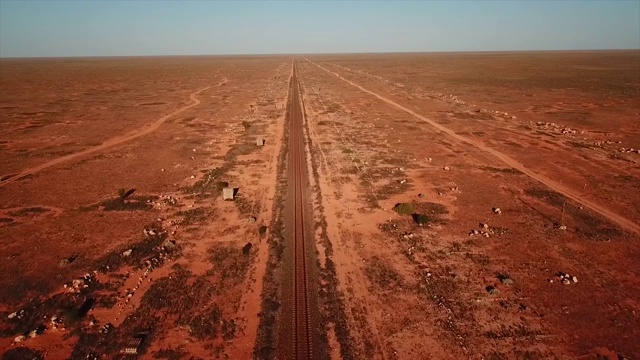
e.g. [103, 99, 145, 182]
[279, 60, 314, 359]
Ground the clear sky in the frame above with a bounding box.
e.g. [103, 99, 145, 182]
[1, 0, 639, 57]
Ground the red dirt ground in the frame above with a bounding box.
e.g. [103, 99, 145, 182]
[1, 51, 639, 360]
[295, 51, 639, 360]
[1, 56, 290, 359]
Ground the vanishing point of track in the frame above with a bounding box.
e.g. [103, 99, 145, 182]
[282, 60, 314, 359]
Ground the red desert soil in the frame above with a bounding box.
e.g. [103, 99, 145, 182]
[1, 51, 639, 360]
[1, 56, 290, 359]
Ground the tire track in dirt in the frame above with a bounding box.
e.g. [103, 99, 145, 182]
[0, 87, 210, 187]
[306, 58, 640, 237]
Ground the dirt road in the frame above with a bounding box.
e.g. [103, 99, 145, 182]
[305, 58, 640, 237]
[0, 87, 209, 187]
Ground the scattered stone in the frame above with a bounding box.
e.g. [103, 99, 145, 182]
[163, 240, 177, 250]
[256, 138, 265, 146]
[7, 311, 17, 319]
[557, 273, 577, 285]
[443, 166, 450, 171]
[14, 335, 25, 343]
[559, 225, 567, 230]
[59, 255, 76, 266]
[143, 228, 157, 237]
[399, 179, 407, 184]
[500, 278, 514, 285]
[122, 249, 133, 257]
[486, 286, 500, 295]
[100, 323, 113, 334]
[249, 216, 257, 223]
[481, 223, 489, 229]
[492, 207, 501, 214]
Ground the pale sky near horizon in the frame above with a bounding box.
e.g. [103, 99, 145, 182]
[0, 0, 639, 58]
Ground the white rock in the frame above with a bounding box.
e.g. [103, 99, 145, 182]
[572, 276, 578, 283]
[14, 335, 25, 343]
[8, 311, 17, 319]
[122, 249, 133, 257]
[443, 166, 450, 171]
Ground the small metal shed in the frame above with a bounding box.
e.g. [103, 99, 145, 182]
[222, 187, 235, 200]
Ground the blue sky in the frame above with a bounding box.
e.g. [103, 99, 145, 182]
[0, 0, 639, 57]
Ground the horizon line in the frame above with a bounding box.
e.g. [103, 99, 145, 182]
[1, 48, 639, 60]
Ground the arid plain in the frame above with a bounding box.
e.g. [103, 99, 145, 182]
[1, 51, 639, 359]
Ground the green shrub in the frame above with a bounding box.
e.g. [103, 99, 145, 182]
[393, 203, 413, 215]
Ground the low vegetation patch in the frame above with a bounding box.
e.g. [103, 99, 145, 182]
[525, 187, 565, 207]
[175, 207, 210, 225]
[481, 166, 523, 175]
[208, 244, 253, 287]
[81, 189, 157, 212]
[393, 203, 414, 215]
[1, 347, 44, 360]
[364, 256, 403, 290]
[8, 207, 49, 217]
